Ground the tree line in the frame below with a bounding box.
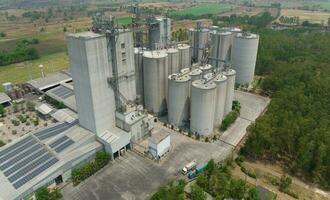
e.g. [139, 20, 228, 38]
[241, 28, 330, 189]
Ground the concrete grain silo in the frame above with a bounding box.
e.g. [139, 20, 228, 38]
[231, 33, 259, 85]
[143, 51, 168, 115]
[203, 72, 214, 81]
[168, 74, 191, 127]
[222, 69, 236, 115]
[189, 69, 203, 81]
[167, 48, 179, 74]
[213, 74, 227, 127]
[178, 44, 191, 69]
[210, 31, 233, 69]
[199, 64, 213, 74]
[190, 79, 217, 136]
[134, 47, 144, 104]
[189, 28, 209, 63]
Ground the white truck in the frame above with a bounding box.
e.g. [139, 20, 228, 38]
[182, 160, 197, 175]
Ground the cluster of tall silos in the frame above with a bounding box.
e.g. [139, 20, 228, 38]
[166, 63, 236, 136]
[135, 43, 192, 116]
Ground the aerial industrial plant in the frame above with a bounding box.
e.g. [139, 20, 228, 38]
[0, 12, 260, 200]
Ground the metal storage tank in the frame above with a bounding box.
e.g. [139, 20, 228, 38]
[168, 74, 191, 127]
[222, 69, 236, 115]
[180, 67, 190, 74]
[178, 44, 191, 69]
[134, 47, 144, 104]
[189, 69, 203, 81]
[231, 33, 259, 85]
[199, 64, 212, 74]
[210, 31, 233, 69]
[143, 50, 168, 115]
[213, 74, 227, 127]
[167, 48, 179, 74]
[190, 79, 217, 136]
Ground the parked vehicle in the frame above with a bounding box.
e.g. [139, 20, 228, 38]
[182, 160, 197, 174]
[187, 162, 208, 179]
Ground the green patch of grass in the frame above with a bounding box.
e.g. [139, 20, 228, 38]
[0, 51, 69, 92]
[170, 3, 233, 17]
[116, 16, 132, 26]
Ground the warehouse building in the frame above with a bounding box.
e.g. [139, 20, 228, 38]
[27, 70, 72, 92]
[148, 129, 171, 160]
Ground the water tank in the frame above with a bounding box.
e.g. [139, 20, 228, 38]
[190, 79, 217, 136]
[143, 51, 168, 115]
[213, 74, 227, 127]
[231, 33, 259, 85]
[178, 44, 191, 69]
[210, 31, 233, 69]
[199, 64, 212, 74]
[168, 74, 190, 127]
[222, 69, 236, 115]
[167, 48, 179, 74]
[134, 47, 144, 104]
[189, 69, 203, 81]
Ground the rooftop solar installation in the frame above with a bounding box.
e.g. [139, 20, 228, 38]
[49, 136, 69, 148]
[34, 122, 76, 140]
[50, 85, 74, 99]
[54, 139, 74, 153]
[0, 136, 33, 158]
[0, 139, 37, 164]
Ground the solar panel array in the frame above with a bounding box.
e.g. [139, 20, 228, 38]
[0, 136, 58, 189]
[34, 122, 75, 140]
[49, 136, 75, 153]
[49, 86, 74, 99]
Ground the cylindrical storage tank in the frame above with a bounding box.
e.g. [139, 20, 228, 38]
[167, 48, 179, 74]
[189, 28, 209, 63]
[143, 51, 168, 115]
[134, 47, 144, 104]
[190, 79, 217, 136]
[213, 74, 227, 127]
[199, 64, 212, 74]
[222, 69, 236, 115]
[168, 74, 191, 127]
[210, 31, 233, 69]
[189, 69, 203, 81]
[180, 67, 190, 74]
[203, 72, 215, 81]
[178, 44, 191, 69]
[231, 33, 259, 85]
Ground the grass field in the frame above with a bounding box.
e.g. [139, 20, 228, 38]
[0, 52, 69, 92]
[281, 9, 330, 24]
[116, 16, 132, 26]
[170, 3, 234, 17]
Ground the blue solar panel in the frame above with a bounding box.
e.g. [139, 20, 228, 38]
[49, 136, 69, 148]
[13, 158, 58, 189]
[3, 148, 47, 177]
[0, 139, 37, 164]
[34, 123, 65, 137]
[54, 139, 74, 153]
[0, 143, 42, 171]
[34, 123, 74, 140]
[0, 136, 33, 158]
[8, 153, 51, 182]
[51, 86, 73, 99]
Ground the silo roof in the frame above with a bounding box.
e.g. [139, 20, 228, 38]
[177, 44, 190, 50]
[199, 64, 212, 71]
[167, 48, 178, 54]
[180, 68, 190, 74]
[236, 32, 259, 39]
[214, 74, 227, 83]
[189, 69, 202, 76]
[192, 79, 216, 90]
[143, 50, 167, 58]
[223, 69, 236, 76]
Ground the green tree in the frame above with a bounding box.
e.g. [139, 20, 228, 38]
[191, 185, 206, 200]
[247, 187, 259, 200]
[0, 104, 5, 116]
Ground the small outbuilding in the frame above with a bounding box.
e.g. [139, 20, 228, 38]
[148, 129, 171, 160]
[0, 92, 11, 105]
[36, 103, 53, 118]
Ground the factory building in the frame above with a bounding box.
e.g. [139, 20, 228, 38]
[149, 17, 171, 49]
[67, 32, 117, 135]
[143, 50, 168, 116]
[148, 129, 171, 160]
[231, 33, 259, 85]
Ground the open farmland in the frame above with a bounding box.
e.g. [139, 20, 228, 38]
[280, 9, 330, 24]
[170, 3, 234, 17]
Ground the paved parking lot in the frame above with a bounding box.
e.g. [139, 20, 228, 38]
[62, 91, 270, 200]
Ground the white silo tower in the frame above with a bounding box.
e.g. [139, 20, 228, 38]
[189, 69, 203, 81]
[134, 47, 144, 104]
[180, 67, 190, 74]
[143, 50, 168, 115]
[203, 72, 215, 81]
[167, 48, 179, 74]
[199, 64, 213, 74]
[222, 69, 236, 115]
[231, 33, 259, 85]
[190, 79, 217, 136]
[178, 44, 191, 69]
[213, 74, 227, 127]
[189, 28, 210, 63]
[210, 31, 233, 69]
[168, 74, 191, 127]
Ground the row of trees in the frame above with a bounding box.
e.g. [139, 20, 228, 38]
[241, 29, 330, 189]
[217, 12, 275, 28]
